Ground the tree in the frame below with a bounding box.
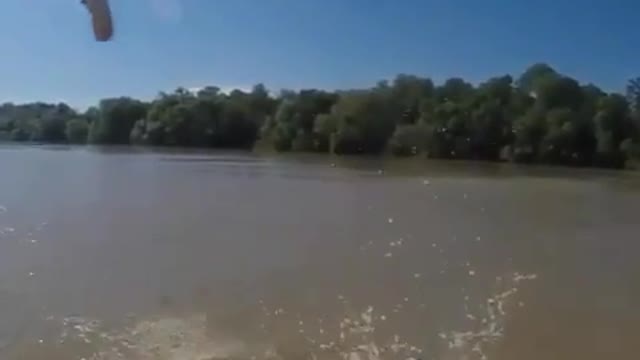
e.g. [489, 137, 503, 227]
[625, 78, 640, 163]
[517, 63, 558, 95]
[626, 77, 640, 114]
[10, 119, 37, 142]
[134, 87, 262, 149]
[65, 118, 90, 144]
[89, 97, 148, 144]
[535, 76, 584, 111]
[0, 102, 76, 142]
[513, 109, 546, 162]
[269, 90, 337, 152]
[465, 76, 515, 160]
[36, 104, 75, 143]
[2, 63, 640, 170]
[538, 108, 594, 165]
[215, 97, 260, 148]
[325, 90, 396, 154]
[390, 74, 435, 125]
[388, 124, 427, 156]
[436, 78, 474, 103]
[594, 94, 632, 167]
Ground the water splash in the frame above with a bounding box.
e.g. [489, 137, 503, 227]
[17, 314, 252, 360]
[438, 273, 538, 360]
[7, 264, 538, 360]
[314, 306, 424, 360]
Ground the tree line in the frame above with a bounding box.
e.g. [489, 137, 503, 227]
[1, 63, 640, 169]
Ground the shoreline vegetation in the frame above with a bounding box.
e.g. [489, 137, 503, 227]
[1, 63, 640, 169]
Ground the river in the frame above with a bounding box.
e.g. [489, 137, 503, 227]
[0, 145, 638, 359]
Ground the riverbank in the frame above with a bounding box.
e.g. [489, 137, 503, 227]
[2, 63, 640, 170]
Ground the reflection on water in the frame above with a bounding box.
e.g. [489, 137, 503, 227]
[0, 145, 638, 359]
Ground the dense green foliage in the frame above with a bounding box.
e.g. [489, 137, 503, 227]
[65, 118, 90, 144]
[1, 64, 640, 168]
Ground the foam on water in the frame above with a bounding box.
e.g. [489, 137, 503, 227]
[7, 314, 253, 360]
[438, 273, 537, 360]
[2, 270, 535, 360]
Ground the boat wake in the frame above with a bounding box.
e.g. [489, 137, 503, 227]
[4, 272, 535, 360]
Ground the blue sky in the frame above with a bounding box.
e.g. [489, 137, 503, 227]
[0, 0, 637, 108]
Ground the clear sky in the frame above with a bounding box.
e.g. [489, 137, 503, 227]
[0, 0, 637, 108]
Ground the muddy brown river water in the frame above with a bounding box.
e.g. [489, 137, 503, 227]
[0, 145, 638, 359]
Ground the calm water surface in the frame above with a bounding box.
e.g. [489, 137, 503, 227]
[0, 145, 638, 359]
